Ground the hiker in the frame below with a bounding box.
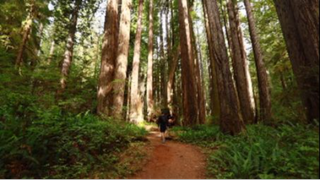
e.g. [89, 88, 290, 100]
[157, 109, 173, 143]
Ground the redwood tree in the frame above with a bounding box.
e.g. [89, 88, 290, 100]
[202, 0, 220, 118]
[58, 0, 82, 94]
[146, 0, 154, 121]
[130, 0, 144, 124]
[97, 0, 119, 115]
[160, 7, 168, 108]
[189, 4, 206, 124]
[227, 0, 255, 124]
[112, 0, 133, 118]
[167, 45, 180, 109]
[178, 0, 200, 126]
[244, 0, 272, 122]
[273, 0, 319, 123]
[204, 0, 245, 135]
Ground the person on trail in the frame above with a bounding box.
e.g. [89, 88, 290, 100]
[157, 109, 173, 143]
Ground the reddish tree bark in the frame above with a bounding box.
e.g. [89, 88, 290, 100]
[204, 0, 245, 135]
[112, 0, 133, 119]
[58, 0, 82, 95]
[244, 0, 272, 122]
[227, 0, 255, 124]
[188, 4, 206, 125]
[274, 0, 319, 123]
[146, 0, 154, 121]
[97, 0, 119, 115]
[130, 0, 144, 124]
[167, 45, 181, 108]
[202, 0, 220, 118]
[178, 0, 200, 126]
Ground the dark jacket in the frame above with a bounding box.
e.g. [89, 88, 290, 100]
[158, 114, 170, 132]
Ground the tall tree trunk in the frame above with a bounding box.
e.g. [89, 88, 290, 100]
[30, 22, 45, 94]
[166, 1, 172, 59]
[97, 0, 119, 115]
[146, 0, 154, 121]
[47, 41, 55, 65]
[165, 1, 172, 111]
[273, 0, 319, 123]
[166, 1, 176, 114]
[220, 0, 232, 56]
[137, 74, 146, 121]
[36, 23, 44, 56]
[15, 5, 34, 68]
[160, 8, 168, 108]
[170, 0, 175, 49]
[130, 0, 144, 124]
[126, 73, 132, 121]
[244, 0, 272, 122]
[93, 34, 101, 80]
[204, 0, 245, 135]
[167, 45, 180, 109]
[178, 0, 200, 126]
[154, 39, 161, 106]
[188, 4, 207, 125]
[58, 0, 82, 95]
[174, 63, 183, 125]
[112, 0, 132, 119]
[227, 0, 255, 124]
[195, 26, 207, 124]
[280, 72, 287, 91]
[202, 0, 220, 118]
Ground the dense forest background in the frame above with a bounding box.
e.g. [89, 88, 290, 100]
[0, 0, 319, 179]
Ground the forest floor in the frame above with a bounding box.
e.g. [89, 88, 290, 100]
[131, 127, 207, 179]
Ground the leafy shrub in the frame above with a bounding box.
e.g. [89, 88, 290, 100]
[172, 125, 220, 145]
[173, 124, 319, 179]
[0, 60, 148, 178]
[0, 99, 147, 178]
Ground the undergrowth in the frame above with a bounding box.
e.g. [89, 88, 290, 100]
[0, 92, 147, 178]
[172, 123, 319, 179]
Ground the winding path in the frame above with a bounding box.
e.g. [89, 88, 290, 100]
[132, 129, 206, 179]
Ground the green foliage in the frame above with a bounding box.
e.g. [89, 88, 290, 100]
[173, 124, 319, 179]
[0, 93, 147, 178]
[172, 125, 220, 145]
[242, 0, 307, 123]
[0, 0, 27, 49]
[0, 0, 51, 64]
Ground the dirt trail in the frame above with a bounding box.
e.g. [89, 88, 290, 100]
[132, 129, 206, 179]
